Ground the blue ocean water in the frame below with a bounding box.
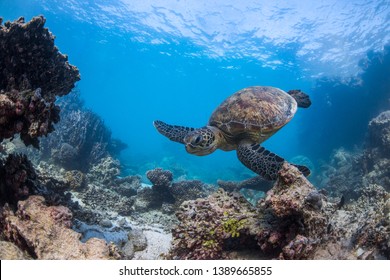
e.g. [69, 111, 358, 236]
[1, 0, 389, 183]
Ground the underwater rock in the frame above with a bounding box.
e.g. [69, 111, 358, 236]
[0, 240, 32, 259]
[136, 168, 175, 211]
[99, 219, 113, 228]
[121, 240, 135, 259]
[0, 153, 37, 206]
[349, 185, 389, 258]
[73, 219, 128, 244]
[147, 168, 173, 187]
[52, 143, 78, 167]
[0, 16, 80, 147]
[128, 229, 148, 252]
[318, 110, 390, 197]
[1, 195, 119, 259]
[256, 163, 328, 259]
[360, 111, 390, 190]
[263, 162, 324, 217]
[217, 176, 273, 193]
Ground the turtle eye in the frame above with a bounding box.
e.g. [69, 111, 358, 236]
[192, 135, 203, 145]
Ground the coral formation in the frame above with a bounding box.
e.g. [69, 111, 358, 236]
[113, 175, 141, 197]
[0, 154, 37, 206]
[87, 156, 120, 186]
[169, 163, 329, 260]
[40, 91, 127, 171]
[319, 110, 390, 197]
[313, 184, 390, 259]
[362, 111, 390, 189]
[1, 195, 119, 259]
[64, 170, 87, 190]
[256, 163, 328, 259]
[169, 189, 259, 260]
[0, 16, 80, 147]
[135, 168, 210, 212]
[0, 240, 32, 259]
[76, 184, 135, 216]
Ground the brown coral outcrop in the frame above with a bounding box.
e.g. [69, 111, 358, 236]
[169, 163, 329, 260]
[0, 16, 80, 147]
[0, 240, 32, 259]
[0, 153, 37, 205]
[256, 163, 328, 259]
[169, 189, 260, 260]
[1, 195, 119, 259]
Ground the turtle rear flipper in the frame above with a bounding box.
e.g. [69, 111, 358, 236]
[287, 89, 311, 108]
[153, 120, 195, 144]
[237, 142, 310, 181]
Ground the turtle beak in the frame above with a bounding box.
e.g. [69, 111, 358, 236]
[185, 143, 194, 153]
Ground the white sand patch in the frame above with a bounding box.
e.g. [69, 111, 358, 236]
[133, 227, 172, 260]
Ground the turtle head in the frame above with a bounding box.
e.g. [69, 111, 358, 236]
[184, 126, 222, 156]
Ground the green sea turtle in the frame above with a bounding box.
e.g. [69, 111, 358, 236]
[154, 86, 311, 180]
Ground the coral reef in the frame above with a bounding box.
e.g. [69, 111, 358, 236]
[109, 109, 390, 260]
[40, 91, 127, 171]
[0, 240, 32, 259]
[0, 195, 120, 259]
[0, 154, 37, 206]
[135, 168, 210, 212]
[87, 156, 120, 186]
[362, 111, 390, 189]
[64, 170, 87, 190]
[256, 163, 328, 259]
[75, 184, 135, 217]
[316, 147, 363, 199]
[169, 189, 260, 260]
[318, 110, 390, 198]
[169, 163, 330, 260]
[0, 16, 80, 147]
[313, 184, 390, 259]
[113, 175, 141, 197]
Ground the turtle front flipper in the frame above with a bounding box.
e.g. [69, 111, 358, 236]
[237, 142, 310, 181]
[153, 120, 195, 144]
